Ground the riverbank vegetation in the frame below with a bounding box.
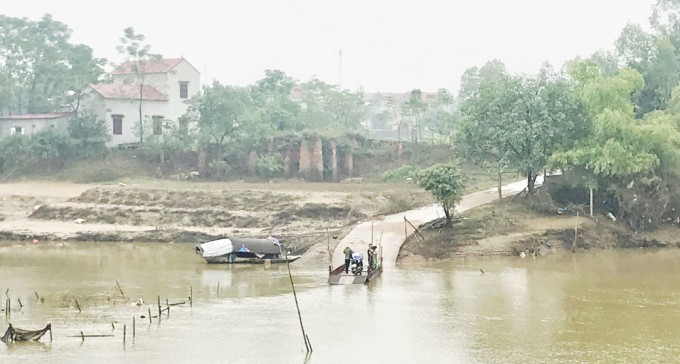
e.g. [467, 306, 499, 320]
[452, 1, 680, 233]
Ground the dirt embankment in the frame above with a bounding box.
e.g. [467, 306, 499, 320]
[0, 180, 433, 254]
[399, 198, 680, 263]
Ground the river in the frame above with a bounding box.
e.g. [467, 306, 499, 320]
[1, 241, 679, 363]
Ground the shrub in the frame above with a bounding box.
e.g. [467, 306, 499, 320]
[381, 165, 420, 182]
[256, 154, 283, 180]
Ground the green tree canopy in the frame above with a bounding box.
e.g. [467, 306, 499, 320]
[0, 14, 105, 114]
[459, 65, 586, 193]
[552, 60, 680, 227]
[417, 163, 466, 224]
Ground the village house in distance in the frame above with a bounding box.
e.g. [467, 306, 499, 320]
[85, 57, 200, 146]
[0, 112, 74, 138]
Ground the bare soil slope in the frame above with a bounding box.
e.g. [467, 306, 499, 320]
[0, 180, 433, 253]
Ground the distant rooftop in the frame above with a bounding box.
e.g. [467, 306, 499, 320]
[89, 84, 168, 101]
[0, 112, 73, 120]
[111, 58, 199, 75]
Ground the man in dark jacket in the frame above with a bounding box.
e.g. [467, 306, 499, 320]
[343, 246, 353, 274]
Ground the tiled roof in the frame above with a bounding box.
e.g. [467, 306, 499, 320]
[0, 112, 74, 120]
[89, 84, 168, 101]
[111, 58, 184, 75]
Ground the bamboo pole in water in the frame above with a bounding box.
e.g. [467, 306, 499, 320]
[326, 228, 332, 273]
[123, 324, 126, 343]
[133, 317, 136, 338]
[285, 251, 312, 352]
[148, 308, 152, 324]
[74, 299, 81, 313]
[157, 296, 161, 323]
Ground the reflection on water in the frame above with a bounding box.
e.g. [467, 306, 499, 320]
[1, 242, 680, 363]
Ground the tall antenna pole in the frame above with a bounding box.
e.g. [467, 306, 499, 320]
[338, 49, 343, 90]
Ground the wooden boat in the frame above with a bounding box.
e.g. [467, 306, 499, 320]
[195, 237, 300, 264]
[328, 247, 383, 285]
[1, 323, 52, 342]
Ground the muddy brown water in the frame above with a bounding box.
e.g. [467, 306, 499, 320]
[1, 242, 680, 363]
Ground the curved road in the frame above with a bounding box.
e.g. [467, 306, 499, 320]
[331, 177, 543, 269]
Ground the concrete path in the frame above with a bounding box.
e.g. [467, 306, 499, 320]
[331, 177, 543, 269]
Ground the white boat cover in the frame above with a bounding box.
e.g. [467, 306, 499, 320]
[198, 238, 234, 258]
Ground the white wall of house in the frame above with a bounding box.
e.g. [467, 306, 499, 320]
[87, 96, 170, 146]
[0, 116, 71, 138]
[166, 60, 201, 116]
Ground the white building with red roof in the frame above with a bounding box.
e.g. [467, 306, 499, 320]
[85, 57, 200, 146]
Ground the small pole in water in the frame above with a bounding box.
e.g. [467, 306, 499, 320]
[74, 299, 82, 313]
[326, 228, 332, 273]
[190, 286, 193, 307]
[166, 298, 170, 318]
[80, 331, 85, 342]
[157, 296, 161, 323]
[111, 322, 115, 330]
[123, 324, 126, 343]
[34, 292, 39, 301]
[48, 323, 52, 342]
[132, 317, 135, 338]
[285, 250, 312, 352]
[148, 308, 152, 324]
[17, 298, 22, 309]
[115, 281, 125, 297]
[371, 220, 374, 245]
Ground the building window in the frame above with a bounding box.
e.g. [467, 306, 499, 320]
[179, 81, 189, 99]
[10, 126, 24, 135]
[152, 115, 164, 135]
[112, 114, 123, 135]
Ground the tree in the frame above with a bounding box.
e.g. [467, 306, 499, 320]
[297, 78, 366, 133]
[67, 113, 110, 159]
[402, 89, 426, 145]
[426, 88, 457, 143]
[459, 64, 586, 194]
[252, 70, 301, 132]
[0, 14, 104, 114]
[189, 81, 253, 160]
[458, 60, 507, 101]
[116, 27, 162, 144]
[553, 61, 680, 228]
[417, 163, 465, 224]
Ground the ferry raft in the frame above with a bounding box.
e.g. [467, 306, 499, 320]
[328, 246, 383, 285]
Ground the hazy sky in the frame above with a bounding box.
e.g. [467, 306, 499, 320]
[3, 0, 657, 93]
